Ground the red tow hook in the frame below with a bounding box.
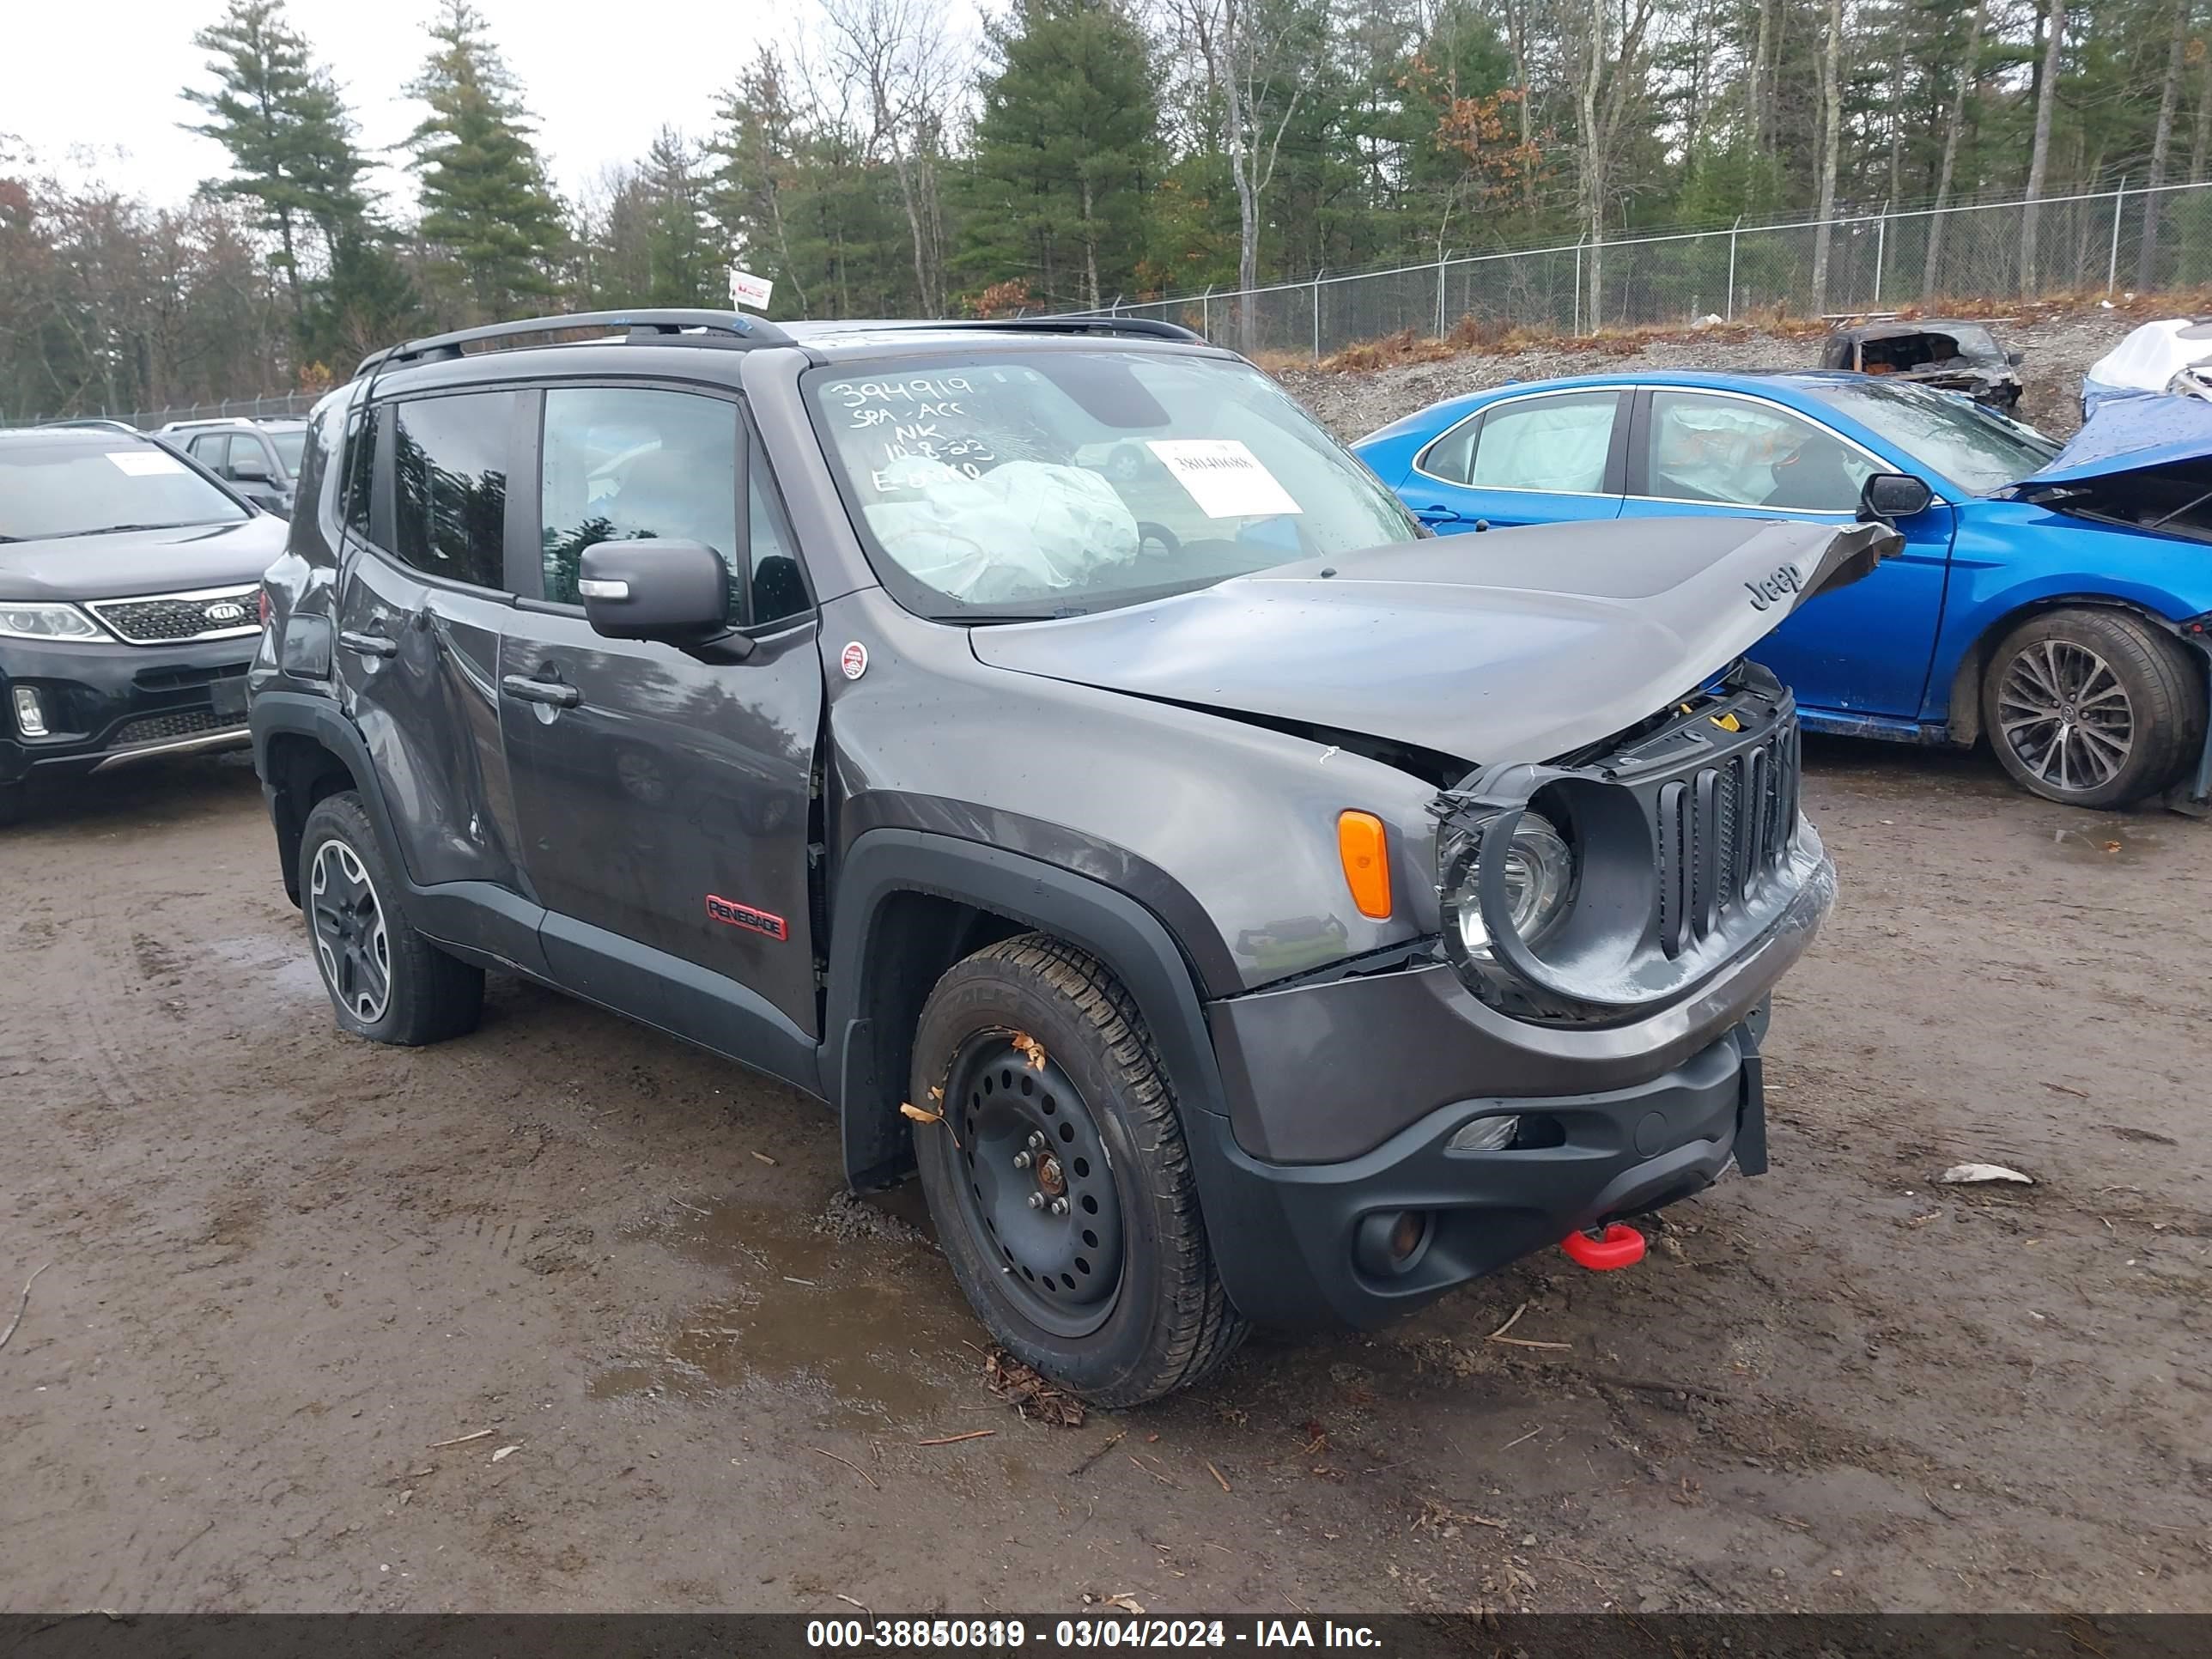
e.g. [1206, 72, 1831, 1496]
[1561, 1223, 1646, 1271]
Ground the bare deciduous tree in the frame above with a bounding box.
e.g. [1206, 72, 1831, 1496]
[2021, 0, 2068, 289]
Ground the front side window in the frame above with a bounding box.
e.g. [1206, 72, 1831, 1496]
[392, 392, 514, 589]
[189, 434, 231, 470]
[808, 351, 1416, 617]
[1646, 392, 1876, 513]
[1801, 379, 2057, 495]
[747, 436, 810, 626]
[539, 386, 739, 609]
[1467, 392, 1619, 494]
[0, 436, 251, 542]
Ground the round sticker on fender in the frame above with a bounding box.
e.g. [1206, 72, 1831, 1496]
[840, 641, 868, 680]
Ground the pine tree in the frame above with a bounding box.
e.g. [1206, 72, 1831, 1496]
[405, 0, 567, 320]
[963, 0, 1161, 312]
[181, 0, 371, 317]
[639, 128, 722, 307]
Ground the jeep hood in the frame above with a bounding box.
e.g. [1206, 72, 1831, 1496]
[969, 518, 1896, 765]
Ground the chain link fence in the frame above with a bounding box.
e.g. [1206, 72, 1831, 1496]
[1071, 179, 2212, 360]
[4, 390, 320, 432]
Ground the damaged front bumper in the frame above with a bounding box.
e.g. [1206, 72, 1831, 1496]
[1188, 664, 1835, 1329]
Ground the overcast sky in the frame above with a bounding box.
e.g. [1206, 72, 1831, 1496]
[6, 0, 964, 212]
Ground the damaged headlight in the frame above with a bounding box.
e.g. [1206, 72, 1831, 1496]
[1439, 809, 1576, 959]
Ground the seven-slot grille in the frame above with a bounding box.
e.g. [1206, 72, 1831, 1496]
[1653, 711, 1802, 958]
[86, 586, 260, 646]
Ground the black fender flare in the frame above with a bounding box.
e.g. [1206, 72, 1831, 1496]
[822, 829, 1305, 1321]
[250, 688, 550, 971]
[250, 689, 400, 897]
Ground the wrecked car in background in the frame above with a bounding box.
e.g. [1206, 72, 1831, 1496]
[2081, 317, 2212, 417]
[1820, 316, 2023, 410]
[1355, 370, 2212, 811]
[252, 307, 1879, 1407]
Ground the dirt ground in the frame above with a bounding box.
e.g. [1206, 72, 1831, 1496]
[3, 742, 2207, 1617]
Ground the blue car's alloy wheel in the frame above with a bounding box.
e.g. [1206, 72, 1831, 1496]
[1995, 638, 2135, 797]
[1984, 609, 2205, 808]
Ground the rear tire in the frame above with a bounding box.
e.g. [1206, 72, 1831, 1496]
[298, 791, 483, 1045]
[909, 933, 1247, 1407]
[1982, 608, 2205, 808]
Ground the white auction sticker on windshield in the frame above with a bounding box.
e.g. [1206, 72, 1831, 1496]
[106, 450, 186, 476]
[1145, 440, 1303, 519]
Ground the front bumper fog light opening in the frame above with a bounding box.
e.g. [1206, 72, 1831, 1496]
[1445, 1114, 1520, 1153]
[1354, 1208, 1434, 1278]
[12, 685, 48, 738]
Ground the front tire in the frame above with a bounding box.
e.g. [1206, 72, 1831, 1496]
[909, 934, 1247, 1407]
[298, 791, 483, 1045]
[1982, 608, 2205, 808]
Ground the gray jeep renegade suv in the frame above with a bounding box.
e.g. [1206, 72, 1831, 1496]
[249, 309, 1883, 1406]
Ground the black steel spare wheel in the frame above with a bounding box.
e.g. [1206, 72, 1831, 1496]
[947, 1030, 1125, 1338]
[908, 933, 1248, 1406]
[310, 836, 390, 1023]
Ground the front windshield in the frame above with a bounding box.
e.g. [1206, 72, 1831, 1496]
[271, 429, 307, 474]
[1939, 324, 2002, 362]
[809, 351, 1419, 617]
[0, 439, 252, 541]
[1801, 379, 2059, 495]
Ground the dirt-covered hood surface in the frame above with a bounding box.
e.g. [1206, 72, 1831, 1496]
[969, 518, 1897, 766]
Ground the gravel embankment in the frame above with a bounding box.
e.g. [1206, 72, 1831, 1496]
[1278, 310, 2142, 444]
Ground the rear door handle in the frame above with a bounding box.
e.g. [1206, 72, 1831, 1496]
[501, 673, 581, 709]
[338, 630, 398, 659]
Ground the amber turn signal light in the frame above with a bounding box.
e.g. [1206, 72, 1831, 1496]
[1337, 810, 1391, 919]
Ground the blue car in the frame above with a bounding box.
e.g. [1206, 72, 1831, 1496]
[1352, 371, 2212, 808]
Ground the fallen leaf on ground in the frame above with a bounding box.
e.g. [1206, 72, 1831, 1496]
[751, 1151, 778, 1165]
[1103, 1595, 1146, 1614]
[984, 1347, 1085, 1427]
[489, 1445, 520, 1462]
[1939, 1163, 2033, 1186]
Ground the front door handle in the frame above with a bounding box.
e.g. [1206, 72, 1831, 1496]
[501, 673, 581, 709]
[338, 629, 398, 659]
[1413, 504, 1463, 525]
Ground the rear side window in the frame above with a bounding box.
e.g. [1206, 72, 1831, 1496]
[392, 392, 515, 588]
[343, 408, 376, 539]
[190, 434, 232, 470]
[1467, 392, 1619, 493]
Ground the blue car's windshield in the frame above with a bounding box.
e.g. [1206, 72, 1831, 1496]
[1800, 379, 2059, 496]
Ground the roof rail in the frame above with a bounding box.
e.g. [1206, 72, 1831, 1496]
[353, 309, 793, 380]
[787, 316, 1206, 345]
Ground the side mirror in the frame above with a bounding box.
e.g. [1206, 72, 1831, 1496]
[579, 538, 749, 659]
[1856, 471, 1934, 524]
[2006, 349, 2025, 367]
[230, 453, 273, 483]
